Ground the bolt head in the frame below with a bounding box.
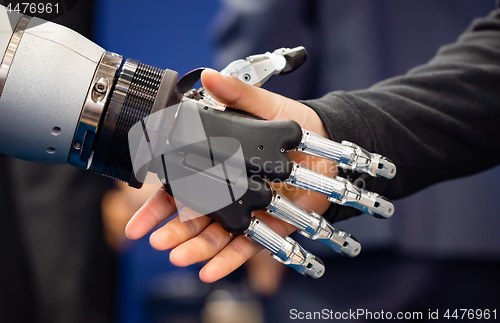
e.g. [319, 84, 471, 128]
[94, 82, 107, 94]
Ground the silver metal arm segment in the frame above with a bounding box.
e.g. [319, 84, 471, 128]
[297, 130, 396, 179]
[245, 218, 325, 279]
[265, 191, 361, 257]
[286, 163, 394, 219]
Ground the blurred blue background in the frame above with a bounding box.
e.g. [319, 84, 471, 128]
[95, 0, 220, 79]
[93, 1, 500, 322]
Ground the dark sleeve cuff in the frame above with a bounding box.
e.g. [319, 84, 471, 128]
[301, 92, 377, 153]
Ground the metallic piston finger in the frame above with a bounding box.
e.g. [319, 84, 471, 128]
[265, 191, 361, 257]
[196, 47, 307, 108]
[219, 46, 306, 87]
[286, 163, 395, 218]
[297, 130, 397, 179]
[245, 218, 325, 278]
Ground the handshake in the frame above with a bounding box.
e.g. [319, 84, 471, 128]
[124, 47, 396, 281]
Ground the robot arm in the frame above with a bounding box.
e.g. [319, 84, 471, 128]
[0, 8, 112, 164]
[0, 6, 396, 279]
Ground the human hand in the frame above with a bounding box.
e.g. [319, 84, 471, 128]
[125, 69, 337, 282]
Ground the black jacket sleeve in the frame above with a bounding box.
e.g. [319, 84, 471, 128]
[303, 8, 500, 222]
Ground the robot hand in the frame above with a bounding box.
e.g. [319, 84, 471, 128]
[0, 7, 395, 279]
[125, 49, 396, 280]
